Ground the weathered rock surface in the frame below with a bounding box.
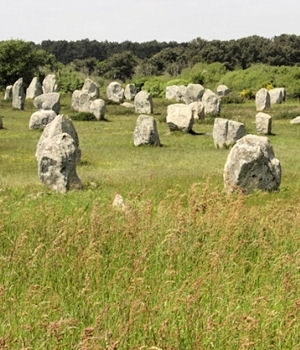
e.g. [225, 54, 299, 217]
[166, 85, 187, 101]
[121, 102, 135, 108]
[89, 99, 106, 120]
[26, 77, 42, 99]
[71, 90, 91, 112]
[134, 90, 153, 114]
[12, 78, 25, 110]
[223, 134, 281, 194]
[29, 110, 57, 129]
[213, 118, 246, 149]
[82, 78, 99, 98]
[255, 88, 270, 111]
[112, 193, 127, 211]
[256, 112, 272, 134]
[42, 74, 58, 93]
[202, 89, 221, 115]
[189, 101, 205, 120]
[133, 114, 160, 146]
[183, 83, 205, 104]
[106, 82, 124, 103]
[269, 87, 286, 104]
[124, 83, 136, 100]
[34, 92, 61, 114]
[36, 115, 82, 193]
[166, 103, 194, 132]
[4, 85, 13, 100]
[216, 84, 230, 96]
[290, 116, 300, 124]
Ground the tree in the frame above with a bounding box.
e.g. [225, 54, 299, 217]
[98, 51, 138, 81]
[0, 40, 56, 89]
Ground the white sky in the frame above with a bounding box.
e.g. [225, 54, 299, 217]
[1, 0, 299, 43]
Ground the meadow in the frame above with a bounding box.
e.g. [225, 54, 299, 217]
[0, 94, 300, 349]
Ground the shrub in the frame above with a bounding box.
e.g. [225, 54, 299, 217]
[56, 64, 84, 93]
[69, 112, 96, 121]
[181, 62, 227, 89]
[166, 78, 189, 87]
[240, 89, 255, 100]
[142, 77, 167, 98]
[222, 92, 245, 104]
[131, 76, 148, 92]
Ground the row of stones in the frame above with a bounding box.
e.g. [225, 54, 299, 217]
[35, 114, 281, 195]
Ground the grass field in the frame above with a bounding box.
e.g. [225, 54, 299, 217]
[0, 95, 300, 349]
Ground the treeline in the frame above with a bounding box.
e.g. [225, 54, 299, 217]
[0, 35, 299, 98]
[39, 34, 300, 71]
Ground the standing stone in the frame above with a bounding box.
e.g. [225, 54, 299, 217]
[106, 82, 124, 103]
[216, 84, 230, 96]
[166, 85, 187, 101]
[255, 88, 270, 111]
[223, 134, 281, 194]
[269, 87, 285, 104]
[26, 77, 42, 99]
[36, 115, 82, 193]
[34, 93, 61, 114]
[4, 85, 13, 100]
[89, 99, 106, 120]
[112, 193, 127, 211]
[189, 101, 205, 120]
[71, 90, 91, 112]
[124, 83, 136, 100]
[290, 116, 300, 124]
[133, 114, 160, 147]
[134, 90, 153, 114]
[42, 74, 58, 93]
[213, 118, 246, 149]
[121, 102, 135, 108]
[82, 78, 99, 98]
[12, 78, 25, 110]
[166, 103, 194, 132]
[183, 83, 205, 104]
[29, 110, 57, 130]
[202, 89, 221, 115]
[256, 112, 272, 135]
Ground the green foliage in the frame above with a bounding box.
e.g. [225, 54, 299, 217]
[56, 63, 84, 93]
[240, 89, 255, 100]
[219, 64, 300, 98]
[40, 34, 300, 69]
[69, 57, 99, 75]
[131, 76, 148, 92]
[181, 62, 228, 88]
[166, 78, 189, 86]
[0, 40, 57, 89]
[98, 51, 138, 81]
[221, 91, 245, 104]
[142, 76, 168, 97]
[69, 111, 96, 121]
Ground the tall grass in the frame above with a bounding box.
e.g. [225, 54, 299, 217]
[0, 95, 299, 349]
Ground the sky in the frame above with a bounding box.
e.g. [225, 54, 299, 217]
[1, 0, 299, 44]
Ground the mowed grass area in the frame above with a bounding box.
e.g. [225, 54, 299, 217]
[0, 95, 300, 349]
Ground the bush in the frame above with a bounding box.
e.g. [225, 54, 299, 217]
[131, 76, 148, 92]
[240, 89, 255, 100]
[222, 92, 245, 104]
[142, 77, 167, 98]
[166, 78, 189, 87]
[69, 112, 96, 121]
[56, 69, 84, 93]
[181, 62, 227, 89]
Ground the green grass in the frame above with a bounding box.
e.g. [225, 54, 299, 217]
[0, 95, 300, 349]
